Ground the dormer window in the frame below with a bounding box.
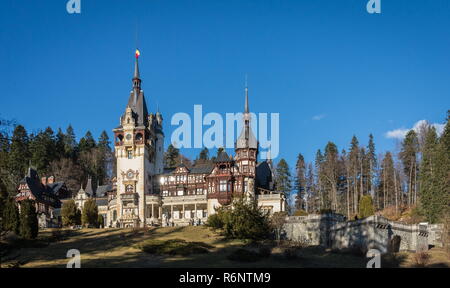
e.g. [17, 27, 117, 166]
[127, 150, 133, 159]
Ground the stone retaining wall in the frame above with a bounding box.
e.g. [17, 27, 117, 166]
[283, 214, 429, 253]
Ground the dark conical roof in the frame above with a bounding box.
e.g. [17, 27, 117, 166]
[214, 150, 232, 163]
[85, 177, 94, 197]
[126, 56, 149, 126]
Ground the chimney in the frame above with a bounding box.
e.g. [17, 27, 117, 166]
[47, 176, 55, 184]
[41, 177, 47, 186]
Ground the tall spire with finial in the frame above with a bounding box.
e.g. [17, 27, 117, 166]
[133, 49, 141, 89]
[244, 74, 249, 114]
[236, 74, 257, 149]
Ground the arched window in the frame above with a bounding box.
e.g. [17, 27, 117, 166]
[126, 184, 134, 193]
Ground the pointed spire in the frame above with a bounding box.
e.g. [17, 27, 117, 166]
[133, 49, 141, 90]
[85, 177, 94, 197]
[244, 74, 249, 114]
[134, 55, 140, 79]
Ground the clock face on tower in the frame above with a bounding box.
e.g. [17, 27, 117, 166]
[126, 170, 134, 179]
[126, 134, 132, 140]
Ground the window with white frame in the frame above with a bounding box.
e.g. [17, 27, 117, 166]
[219, 180, 227, 192]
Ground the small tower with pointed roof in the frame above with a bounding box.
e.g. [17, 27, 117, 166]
[235, 79, 258, 196]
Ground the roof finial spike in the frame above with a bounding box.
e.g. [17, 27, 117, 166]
[134, 49, 141, 79]
[244, 74, 249, 114]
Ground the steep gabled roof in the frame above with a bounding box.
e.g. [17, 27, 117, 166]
[190, 163, 214, 174]
[214, 151, 232, 163]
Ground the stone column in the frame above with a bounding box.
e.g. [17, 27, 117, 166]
[159, 206, 162, 219]
[151, 203, 154, 219]
[182, 204, 185, 219]
[194, 203, 197, 219]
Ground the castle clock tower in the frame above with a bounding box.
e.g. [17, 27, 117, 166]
[113, 50, 164, 228]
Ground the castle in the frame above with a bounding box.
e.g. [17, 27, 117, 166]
[91, 52, 285, 228]
[15, 52, 286, 228]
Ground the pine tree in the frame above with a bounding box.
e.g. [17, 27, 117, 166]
[82, 198, 98, 227]
[199, 147, 209, 161]
[2, 197, 20, 234]
[29, 127, 56, 175]
[294, 153, 306, 211]
[315, 150, 324, 210]
[419, 126, 439, 223]
[64, 125, 77, 159]
[97, 130, 112, 184]
[433, 111, 450, 223]
[305, 163, 316, 212]
[8, 125, 30, 185]
[275, 158, 292, 211]
[0, 130, 11, 193]
[399, 130, 419, 206]
[55, 128, 66, 159]
[19, 199, 38, 239]
[61, 199, 79, 227]
[367, 134, 377, 198]
[322, 142, 339, 211]
[348, 135, 360, 215]
[378, 152, 399, 211]
[78, 131, 96, 153]
[164, 144, 180, 168]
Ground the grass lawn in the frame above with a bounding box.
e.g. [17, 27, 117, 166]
[1, 226, 449, 268]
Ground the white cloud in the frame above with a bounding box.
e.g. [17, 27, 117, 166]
[385, 120, 445, 139]
[312, 114, 326, 121]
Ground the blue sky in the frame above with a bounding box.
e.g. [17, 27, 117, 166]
[0, 0, 449, 169]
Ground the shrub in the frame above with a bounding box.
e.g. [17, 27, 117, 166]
[223, 199, 271, 240]
[19, 199, 38, 240]
[206, 213, 224, 230]
[271, 211, 288, 243]
[97, 214, 104, 228]
[319, 209, 333, 214]
[413, 252, 431, 267]
[82, 198, 98, 227]
[2, 197, 20, 234]
[358, 195, 375, 219]
[61, 199, 78, 227]
[138, 239, 212, 256]
[293, 209, 308, 216]
[227, 248, 262, 262]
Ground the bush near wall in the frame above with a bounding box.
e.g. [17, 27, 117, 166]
[358, 195, 375, 219]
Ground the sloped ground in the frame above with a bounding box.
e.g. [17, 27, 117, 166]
[1, 226, 449, 268]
